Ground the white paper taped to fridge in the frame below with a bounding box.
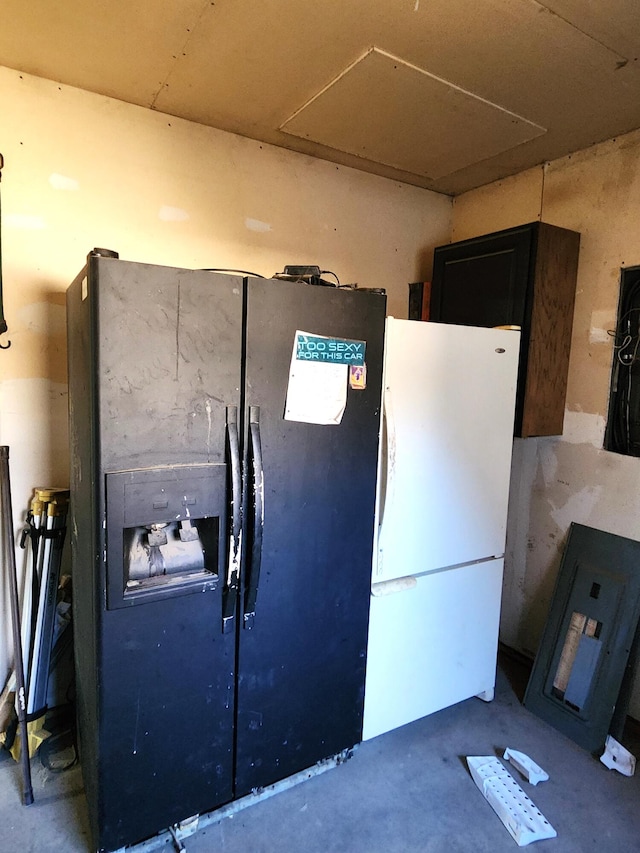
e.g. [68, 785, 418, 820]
[284, 330, 366, 425]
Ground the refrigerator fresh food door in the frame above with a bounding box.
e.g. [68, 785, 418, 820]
[363, 558, 504, 740]
[68, 258, 243, 851]
[375, 319, 519, 584]
[235, 277, 386, 796]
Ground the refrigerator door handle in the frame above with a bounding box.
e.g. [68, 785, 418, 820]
[243, 405, 264, 629]
[223, 405, 242, 633]
[374, 385, 396, 581]
[378, 386, 396, 528]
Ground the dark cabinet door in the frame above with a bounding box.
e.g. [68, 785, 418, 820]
[431, 228, 533, 330]
[234, 278, 386, 796]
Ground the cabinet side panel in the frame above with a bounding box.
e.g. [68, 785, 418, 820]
[521, 224, 580, 437]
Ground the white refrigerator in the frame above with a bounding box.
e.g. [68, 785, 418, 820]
[363, 318, 519, 741]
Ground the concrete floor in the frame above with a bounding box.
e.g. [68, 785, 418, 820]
[2, 654, 640, 852]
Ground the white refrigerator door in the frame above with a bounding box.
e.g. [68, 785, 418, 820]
[363, 558, 504, 741]
[374, 318, 519, 584]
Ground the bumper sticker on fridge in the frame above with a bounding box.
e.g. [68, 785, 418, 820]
[285, 331, 365, 424]
[295, 332, 366, 365]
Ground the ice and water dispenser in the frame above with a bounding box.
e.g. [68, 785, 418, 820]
[105, 464, 227, 609]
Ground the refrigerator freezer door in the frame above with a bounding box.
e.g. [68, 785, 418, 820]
[68, 259, 243, 851]
[235, 278, 385, 796]
[375, 319, 519, 584]
[363, 558, 504, 741]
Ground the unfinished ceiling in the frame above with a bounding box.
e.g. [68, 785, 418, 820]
[1, 0, 640, 195]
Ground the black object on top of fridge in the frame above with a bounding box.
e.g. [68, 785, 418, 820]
[66, 251, 386, 851]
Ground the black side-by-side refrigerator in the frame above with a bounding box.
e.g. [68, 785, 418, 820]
[66, 251, 386, 852]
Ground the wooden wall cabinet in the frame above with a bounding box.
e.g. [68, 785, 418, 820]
[429, 222, 580, 438]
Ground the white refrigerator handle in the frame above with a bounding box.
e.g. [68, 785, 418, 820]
[377, 385, 396, 545]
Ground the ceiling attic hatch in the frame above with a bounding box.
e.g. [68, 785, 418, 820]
[280, 47, 547, 181]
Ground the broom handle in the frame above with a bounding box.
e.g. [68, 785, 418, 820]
[1, 447, 33, 804]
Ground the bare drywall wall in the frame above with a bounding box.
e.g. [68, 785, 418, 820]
[0, 66, 452, 690]
[451, 166, 544, 242]
[453, 130, 640, 718]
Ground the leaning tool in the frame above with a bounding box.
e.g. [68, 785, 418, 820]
[1, 447, 33, 804]
[26, 488, 70, 719]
